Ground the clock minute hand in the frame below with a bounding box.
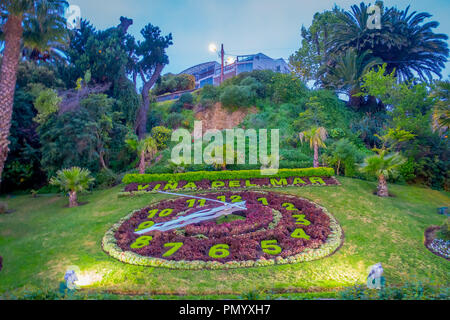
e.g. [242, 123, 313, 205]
[135, 201, 247, 234]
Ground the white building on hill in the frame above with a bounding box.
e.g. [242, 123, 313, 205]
[179, 53, 291, 88]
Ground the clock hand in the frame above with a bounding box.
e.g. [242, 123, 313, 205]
[135, 201, 247, 234]
[158, 191, 247, 210]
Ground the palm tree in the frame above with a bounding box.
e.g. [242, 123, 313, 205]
[319, 49, 382, 108]
[360, 150, 405, 197]
[430, 81, 450, 135]
[0, 0, 68, 187]
[50, 167, 95, 207]
[22, 1, 68, 62]
[299, 127, 328, 168]
[126, 135, 158, 174]
[328, 3, 449, 82]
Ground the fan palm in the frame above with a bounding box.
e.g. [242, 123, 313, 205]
[360, 150, 406, 197]
[299, 127, 328, 168]
[126, 135, 158, 174]
[50, 167, 94, 207]
[328, 3, 449, 82]
[0, 0, 68, 188]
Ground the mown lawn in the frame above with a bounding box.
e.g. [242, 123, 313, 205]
[0, 177, 448, 298]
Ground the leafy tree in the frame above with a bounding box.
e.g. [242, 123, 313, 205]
[0, 0, 68, 187]
[50, 167, 94, 207]
[153, 73, 195, 96]
[430, 80, 450, 135]
[359, 64, 434, 135]
[299, 127, 328, 168]
[126, 24, 173, 139]
[125, 134, 158, 174]
[289, 9, 340, 83]
[325, 138, 364, 176]
[33, 89, 61, 124]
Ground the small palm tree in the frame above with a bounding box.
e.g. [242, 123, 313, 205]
[299, 127, 328, 168]
[50, 167, 95, 207]
[126, 135, 158, 174]
[360, 150, 405, 197]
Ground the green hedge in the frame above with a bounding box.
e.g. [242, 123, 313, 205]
[122, 167, 335, 184]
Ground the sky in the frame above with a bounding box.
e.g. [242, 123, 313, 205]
[68, 0, 450, 79]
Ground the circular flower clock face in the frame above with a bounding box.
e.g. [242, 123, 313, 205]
[103, 191, 343, 269]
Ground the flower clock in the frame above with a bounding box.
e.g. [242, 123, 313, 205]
[103, 191, 343, 269]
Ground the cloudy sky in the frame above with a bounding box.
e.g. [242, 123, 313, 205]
[68, 0, 450, 78]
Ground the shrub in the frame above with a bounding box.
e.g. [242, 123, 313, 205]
[339, 282, 449, 300]
[151, 126, 172, 150]
[122, 167, 335, 184]
[179, 92, 194, 104]
[437, 218, 450, 241]
[165, 113, 184, 129]
[96, 168, 118, 189]
[0, 202, 8, 214]
[220, 85, 255, 108]
[200, 84, 220, 106]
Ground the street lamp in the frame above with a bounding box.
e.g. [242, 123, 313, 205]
[209, 42, 225, 84]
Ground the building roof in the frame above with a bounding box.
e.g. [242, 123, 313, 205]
[179, 61, 220, 75]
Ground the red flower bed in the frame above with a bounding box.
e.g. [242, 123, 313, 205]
[114, 191, 332, 262]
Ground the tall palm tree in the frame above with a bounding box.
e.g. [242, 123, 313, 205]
[299, 127, 328, 168]
[0, 0, 67, 187]
[126, 135, 158, 174]
[22, 0, 68, 62]
[328, 3, 449, 82]
[50, 167, 94, 207]
[359, 150, 405, 197]
[319, 49, 382, 108]
[430, 80, 450, 135]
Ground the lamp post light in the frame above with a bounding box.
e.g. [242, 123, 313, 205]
[209, 43, 225, 84]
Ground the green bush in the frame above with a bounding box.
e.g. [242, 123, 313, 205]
[165, 113, 184, 129]
[151, 126, 172, 150]
[339, 282, 449, 300]
[179, 92, 194, 104]
[0, 202, 8, 214]
[96, 168, 119, 189]
[220, 85, 256, 108]
[437, 218, 450, 241]
[122, 167, 335, 184]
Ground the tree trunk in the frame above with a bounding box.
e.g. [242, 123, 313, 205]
[135, 63, 165, 139]
[0, 15, 23, 188]
[139, 150, 146, 174]
[348, 88, 362, 110]
[69, 191, 78, 208]
[313, 142, 319, 168]
[377, 174, 389, 197]
[99, 150, 107, 169]
[336, 160, 341, 176]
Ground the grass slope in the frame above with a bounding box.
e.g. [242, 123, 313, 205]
[0, 177, 448, 297]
